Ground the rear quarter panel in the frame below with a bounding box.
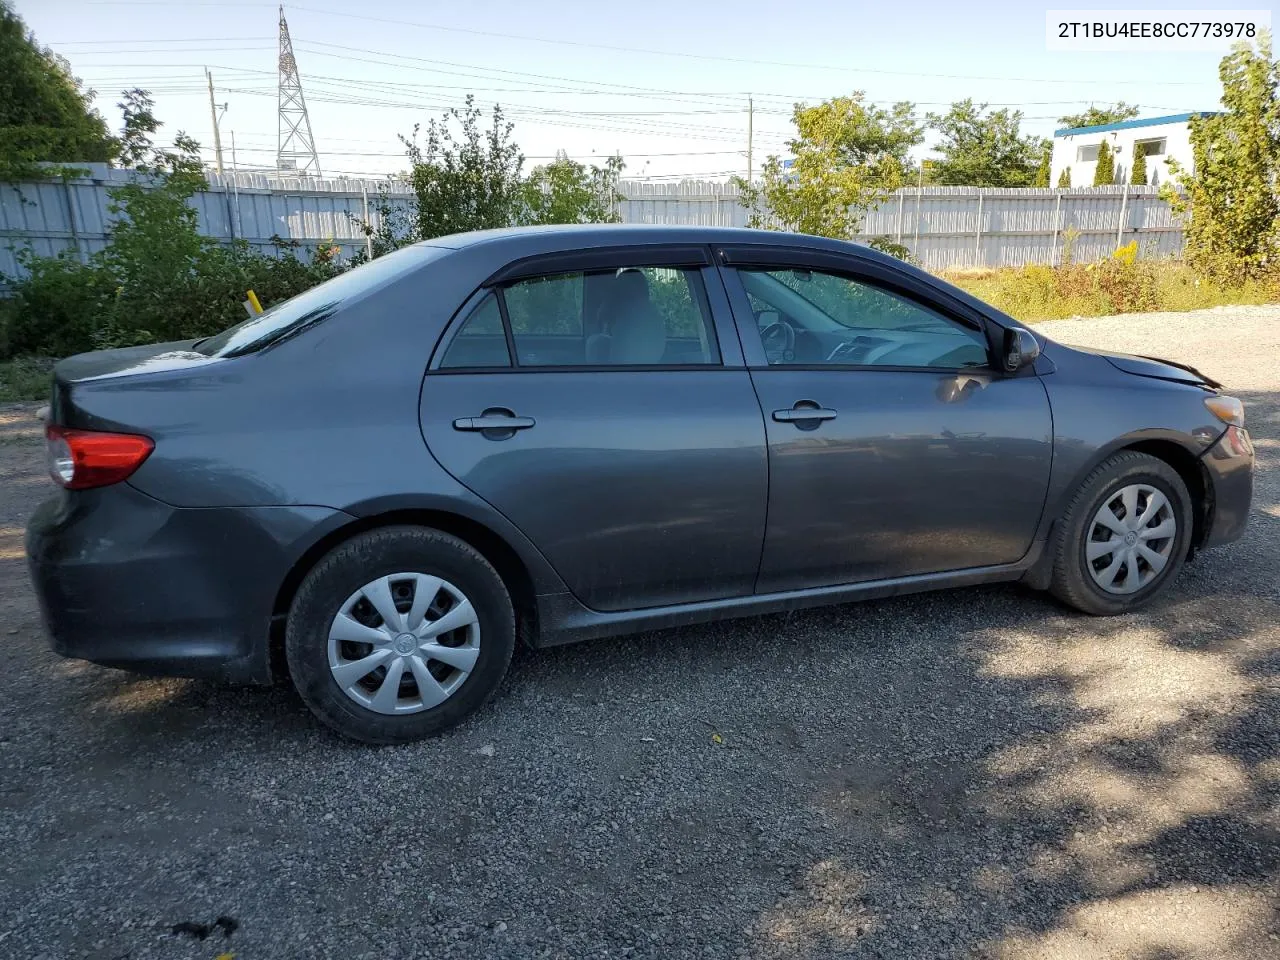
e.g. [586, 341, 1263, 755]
[53, 243, 576, 598]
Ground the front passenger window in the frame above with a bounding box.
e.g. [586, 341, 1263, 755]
[741, 269, 988, 369]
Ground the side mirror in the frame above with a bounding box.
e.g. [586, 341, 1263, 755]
[1003, 327, 1041, 373]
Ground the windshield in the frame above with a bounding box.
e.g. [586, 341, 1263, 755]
[195, 244, 446, 357]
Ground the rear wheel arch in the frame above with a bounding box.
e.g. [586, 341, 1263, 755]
[269, 509, 539, 682]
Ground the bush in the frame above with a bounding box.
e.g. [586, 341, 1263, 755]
[4, 250, 114, 357]
[1130, 145, 1147, 185]
[0, 90, 348, 360]
[3, 235, 343, 359]
[3, 152, 345, 357]
[1092, 141, 1114, 185]
[0, 355, 55, 401]
[945, 255, 1277, 321]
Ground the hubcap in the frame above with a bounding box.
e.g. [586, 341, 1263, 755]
[1085, 483, 1177, 596]
[327, 573, 481, 715]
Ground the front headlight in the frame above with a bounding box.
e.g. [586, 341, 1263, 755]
[1204, 395, 1244, 428]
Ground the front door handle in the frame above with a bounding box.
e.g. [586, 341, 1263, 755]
[773, 403, 837, 424]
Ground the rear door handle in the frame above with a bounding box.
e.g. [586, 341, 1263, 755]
[772, 405, 837, 423]
[453, 412, 536, 431]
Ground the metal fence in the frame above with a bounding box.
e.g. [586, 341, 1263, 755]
[0, 165, 1184, 281]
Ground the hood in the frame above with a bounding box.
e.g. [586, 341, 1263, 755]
[1069, 344, 1221, 389]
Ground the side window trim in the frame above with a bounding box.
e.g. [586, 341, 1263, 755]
[495, 283, 520, 367]
[716, 263, 994, 372]
[484, 244, 710, 285]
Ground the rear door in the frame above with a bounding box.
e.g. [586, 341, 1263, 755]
[420, 246, 769, 612]
[716, 246, 1053, 593]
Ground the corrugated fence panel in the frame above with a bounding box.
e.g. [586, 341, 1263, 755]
[1, 169, 1185, 283]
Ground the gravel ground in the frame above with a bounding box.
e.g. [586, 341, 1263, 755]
[0, 305, 1277, 960]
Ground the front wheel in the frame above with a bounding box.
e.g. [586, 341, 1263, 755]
[1049, 451, 1193, 616]
[286, 526, 515, 744]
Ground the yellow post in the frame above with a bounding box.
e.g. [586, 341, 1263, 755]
[246, 289, 263, 314]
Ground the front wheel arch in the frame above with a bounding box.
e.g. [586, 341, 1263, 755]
[1050, 434, 1212, 553]
[1049, 450, 1194, 614]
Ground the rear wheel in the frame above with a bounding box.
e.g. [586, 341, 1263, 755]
[1049, 451, 1192, 615]
[286, 526, 514, 744]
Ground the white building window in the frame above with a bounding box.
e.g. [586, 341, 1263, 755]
[1134, 138, 1166, 156]
[1077, 144, 1101, 162]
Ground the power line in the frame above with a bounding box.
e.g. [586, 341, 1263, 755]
[76, 1, 1208, 84]
[64, 46, 1196, 111]
[55, 36, 275, 44]
[218, 2, 1219, 86]
[197, 143, 754, 160]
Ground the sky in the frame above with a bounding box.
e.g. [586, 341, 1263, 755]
[17, 0, 1245, 182]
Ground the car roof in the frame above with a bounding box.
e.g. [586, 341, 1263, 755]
[415, 223, 898, 266]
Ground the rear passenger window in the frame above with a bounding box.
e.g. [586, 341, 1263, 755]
[504, 273, 583, 337]
[503, 266, 719, 368]
[439, 293, 511, 369]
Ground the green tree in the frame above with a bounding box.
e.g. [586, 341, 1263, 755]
[1092, 141, 1115, 184]
[1166, 36, 1280, 281]
[1057, 102, 1141, 129]
[1130, 144, 1148, 184]
[403, 96, 525, 240]
[0, 0, 116, 179]
[6, 92, 342, 356]
[925, 99, 1045, 186]
[736, 92, 922, 239]
[1058, 166, 1072, 187]
[522, 152, 623, 225]
[1033, 141, 1052, 186]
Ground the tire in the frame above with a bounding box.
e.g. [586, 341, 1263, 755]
[1049, 451, 1193, 616]
[286, 526, 515, 744]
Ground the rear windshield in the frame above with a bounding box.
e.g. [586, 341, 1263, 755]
[195, 244, 447, 357]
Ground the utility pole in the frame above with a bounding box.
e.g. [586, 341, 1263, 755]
[206, 68, 224, 174]
[746, 95, 754, 182]
[229, 130, 242, 240]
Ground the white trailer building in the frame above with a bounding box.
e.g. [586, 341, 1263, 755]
[1050, 113, 1219, 187]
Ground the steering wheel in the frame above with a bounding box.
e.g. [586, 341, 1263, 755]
[759, 320, 795, 363]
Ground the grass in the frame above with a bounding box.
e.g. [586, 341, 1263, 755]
[942, 259, 1280, 323]
[0, 357, 54, 403]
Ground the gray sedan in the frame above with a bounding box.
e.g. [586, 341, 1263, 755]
[26, 225, 1254, 743]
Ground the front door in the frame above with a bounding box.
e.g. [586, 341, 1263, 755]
[718, 252, 1053, 593]
[420, 254, 768, 612]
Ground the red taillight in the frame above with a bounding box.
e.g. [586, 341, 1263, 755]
[46, 425, 154, 490]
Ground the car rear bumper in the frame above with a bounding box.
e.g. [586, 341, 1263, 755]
[1200, 425, 1254, 549]
[26, 483, 347, 684]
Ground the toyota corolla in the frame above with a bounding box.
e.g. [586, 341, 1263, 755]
[26, 225, 1253, 743]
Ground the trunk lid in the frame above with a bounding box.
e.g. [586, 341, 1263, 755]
[49, 340, 222, 429]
